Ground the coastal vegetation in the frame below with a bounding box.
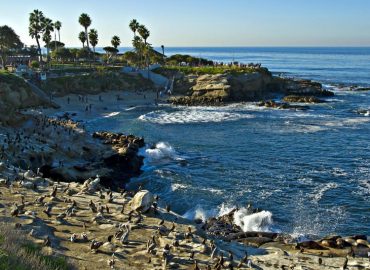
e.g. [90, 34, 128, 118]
[0, 223, 70, 270]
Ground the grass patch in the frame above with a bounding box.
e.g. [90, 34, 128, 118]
[154, 65, 271, 76]
[0, 223, 72, 270]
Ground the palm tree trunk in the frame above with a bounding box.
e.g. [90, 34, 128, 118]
[58, 30, 60, 42]
[0, 55, 5, 70]
[35, 38, 42, 63]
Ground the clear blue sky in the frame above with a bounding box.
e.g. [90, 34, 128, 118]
[1, 0, 369, 47]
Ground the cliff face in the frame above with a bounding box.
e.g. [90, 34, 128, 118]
[41, 72, 153, 97]
[169, 71, 333, 105]
[0, 73, 46, 124]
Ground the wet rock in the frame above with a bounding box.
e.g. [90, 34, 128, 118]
[258, 100, 310, 110]
[283, 95, 325, 103]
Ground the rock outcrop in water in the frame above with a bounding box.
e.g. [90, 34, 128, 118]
[167, 69, 334, 106]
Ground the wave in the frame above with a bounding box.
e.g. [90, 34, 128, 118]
[309, 182, 338, 203]
[142, 142, 181, 163]
[233, 208, 274, 232]
[183, 205, 218, 221]
[138, 107, 254, 124]
[103, 112, 120, 118]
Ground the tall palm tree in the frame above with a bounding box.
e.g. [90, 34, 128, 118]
[54, 21, 62, 42]
[79, 31, 87, 48]
[111, 35, 121, 49]
[129, 19, 139, 37]
[88, 29, 98, 61]
[78, 13, 91, 50]
[138, 25, 150, 44]
[132, 36, 143, 67]
[161, 45, 165, 63]
[29, 9, 45, 62]
[138, 25, 150, 69]
[42, 17, 54, 64]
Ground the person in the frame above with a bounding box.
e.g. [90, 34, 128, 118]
[67, 97, 70, 104]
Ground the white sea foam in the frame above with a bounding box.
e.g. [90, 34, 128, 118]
[144, 142, 178, 161]
[138, 107, 254, 124]
[309, 182, 338, 202]
[183, 205, 218, 221]
[103, 111, 120, 118]
[171, 183, 188, 191]
[233, 209, 274, 232]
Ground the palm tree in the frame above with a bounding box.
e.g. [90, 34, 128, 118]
[161, 45, 165, 63]
[54, 21, 61, 42]
[89, 29, 98, 61]
[129, 19, 140, 37]
[78, 13, 91, 50]
[79, 31, 87, 48]
[132, 36, 144, 67]
[138, 25, 150, 70]
[138, 25, 150, 44]
[42, 18, 54, 64]
[29, 9, 45, 62]
[111, 35, 121, 49]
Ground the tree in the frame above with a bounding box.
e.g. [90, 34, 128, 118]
[78, 13, 91, 50]
[129, 19, 139, 37]
[138, 25, 150, 44]
[29, 9, 45, 62]
[0, 25, 23, 69]
[41, 18, 54, 64]
[79, 31, 87, 48]
[138, 25, 151, 71]
[161, 45, 165, 63]
[88, 29, 98, 61]
[103, 46, 118, 64]
[54, 21, 62, 42]
[132, 35, 144, 67]
[111, 35, 121, 49]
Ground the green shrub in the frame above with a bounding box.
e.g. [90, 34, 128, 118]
[30, 61, 40, 69]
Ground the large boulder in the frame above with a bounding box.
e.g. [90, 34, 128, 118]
[129, 190, 154, 213]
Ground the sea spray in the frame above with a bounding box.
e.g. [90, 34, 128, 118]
[233, 209, 273, 232]
[144, 142, 177, 161]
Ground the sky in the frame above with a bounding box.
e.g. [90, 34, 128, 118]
[0, 0, 370, 47]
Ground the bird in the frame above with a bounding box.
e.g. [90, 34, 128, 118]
[43, 205, 52, 217]
[43, 236, 51, 247]
[81, 232, 88, 242]
[169, 222, 176, 232]
[89, 200, 97, 213]
[10, 204, 19, 217]
[50, 186, 57, 197]
[90, 240, 103, 253]
[166, 204, 171, 213]
[120, 228, 129, 245]
[107, 253, 115, 269]
[70, 233, 77, 242]
[185, 226, 193, 240]
[189, 250, 195, 260]
[147, 235, 157, 254]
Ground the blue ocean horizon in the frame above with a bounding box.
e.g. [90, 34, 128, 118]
[94, 46, 370, 86]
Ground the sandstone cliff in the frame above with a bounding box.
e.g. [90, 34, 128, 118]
[0, 73, 47, 124]
[168, 69, 333, 105]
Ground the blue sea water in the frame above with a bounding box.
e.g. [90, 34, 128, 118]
[89, 47, 370, 238]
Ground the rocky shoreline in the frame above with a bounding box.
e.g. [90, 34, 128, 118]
[166, 70, 335, 108]
[1, 71, 369, 269]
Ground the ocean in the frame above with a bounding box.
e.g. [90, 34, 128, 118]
[89, 47, 370, 238]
